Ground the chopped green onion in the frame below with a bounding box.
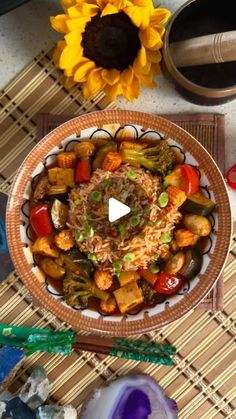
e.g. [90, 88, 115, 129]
[131, 208, 139, 216]
[123, 253, 135, 262]
[118, 224, 126, 236]
[75, 198, 82, 205]
[82, 215, 88, 222]
[111, 243, 118, 251]
[148, 221, 155, 227]
[163, 179, 169, 188]
[88, 253, 97, 261]
[90, 190, 102, 202]
[144, 205, 151, 215]
[121, 191, 129, 201]
[75, 231, 84, 242]
[160, 233, 172, 243]
[102, 178, 111, 187]
[158, 192, 169, 208]
[130, 215, 140, 227]
[150, 263, 160, 274]
[113, 261, 122, 271]
[126, 170, 137, 181]
[153, 253, 160, 261]
[87, 225, 94, 238]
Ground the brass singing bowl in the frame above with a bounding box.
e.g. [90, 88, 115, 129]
[162, 0, 236, 105]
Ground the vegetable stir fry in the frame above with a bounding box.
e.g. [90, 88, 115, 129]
[29, 134, 216, 315]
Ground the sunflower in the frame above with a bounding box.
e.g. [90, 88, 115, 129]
[50, 0, 170, 101]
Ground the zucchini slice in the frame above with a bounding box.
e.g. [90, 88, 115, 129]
[179, 248, 203, 280]
[92, 141, 117, 170]
[181, 193, 215, 216]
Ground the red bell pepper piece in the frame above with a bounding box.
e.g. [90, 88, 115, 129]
[30, 204, 53, 237]
[226, 164, 236, 189]
[75, 160, 91, 183]
[154, 272, 184, 295]
[181, 164, 200, 196]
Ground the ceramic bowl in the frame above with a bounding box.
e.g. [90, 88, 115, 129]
[6, 110, 232, 335]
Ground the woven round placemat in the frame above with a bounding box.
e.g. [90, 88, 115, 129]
[0, 49, 236, 418]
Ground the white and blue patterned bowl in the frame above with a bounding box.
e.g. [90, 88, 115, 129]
[7, 110, 232, 335]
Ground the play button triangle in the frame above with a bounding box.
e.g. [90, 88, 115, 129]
[108, 198, 131, 222]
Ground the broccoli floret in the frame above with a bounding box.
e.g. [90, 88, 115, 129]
[63, 272, 110, 308]
[120, 140, 175, 176]
[139, 279, 166, 305]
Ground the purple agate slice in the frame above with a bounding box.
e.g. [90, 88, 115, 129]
[81, 374, 178, 419]
[113, 388, 151, 419]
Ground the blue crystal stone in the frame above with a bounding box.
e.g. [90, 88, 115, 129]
[0, 346, 25, 386]
[0, 397, 36, 418]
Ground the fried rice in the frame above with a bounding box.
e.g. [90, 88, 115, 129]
[67, 164, 182, 271]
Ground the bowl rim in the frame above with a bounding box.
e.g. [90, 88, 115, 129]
[6, 110, 232, 335]
[162, 0, 236, 98]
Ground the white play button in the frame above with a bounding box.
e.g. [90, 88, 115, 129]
[108, 198, 131, 222]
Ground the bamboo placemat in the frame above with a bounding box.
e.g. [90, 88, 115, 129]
[0, 50, 236, 418]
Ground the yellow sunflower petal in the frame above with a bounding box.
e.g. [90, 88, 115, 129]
[64, 75, 77, 89]
[96, 0, 106, 10]
[124, 6, 141, 28]
[139, 27, 162, 49]
[120, 66, 133, 85]
[101, 3, 118, 16]
[154, 25, 165, 39]
[65, 28, 82, 46]
[125, 0, 153, 28]
[82, 84, 92, 100]
[139, 8, 150, 29]
[52, 41, 66, 67]
[59, 44, 83, 69]
[64, 66, 75, 77]
[61, 0, 77, 12]
[133, 60, 151, 77]
[50, 15, 69, 34]
[80, 3, 99, 16]
[122, 74, 140, 101]
[64, 58, 88, 79]
[147, 40, 163, 52]
[137, 45, 147, 67]
[68, 3, 98, 18]
[67, 5, 83, 17]
[147, 49, 162, 64]
[86, 68, 105, 95]
[113, 0, 131, 9]
[66, 17, 89, 32]
[133, 50, 151, 75]
[104, 82, 123, 101]
[132, 0, 152, 7]
[137, 72, 156, 87]
[102, 69, 120, 85]
[151, 62, 162, 75]
[150, 7, 171, 26]
[74, 60, 96, 82]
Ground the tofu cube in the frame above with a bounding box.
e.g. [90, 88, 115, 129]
[118, 270, 140, 287]
[48, 168, 75, 188]
[113, 282, 143, 314]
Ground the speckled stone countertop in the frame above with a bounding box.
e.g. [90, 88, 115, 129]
[0, 0, 235, 217]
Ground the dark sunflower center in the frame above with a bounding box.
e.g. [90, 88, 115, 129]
[82, 12, 141, 71]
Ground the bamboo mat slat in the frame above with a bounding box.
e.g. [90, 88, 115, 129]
[0, 49, 236, 418]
